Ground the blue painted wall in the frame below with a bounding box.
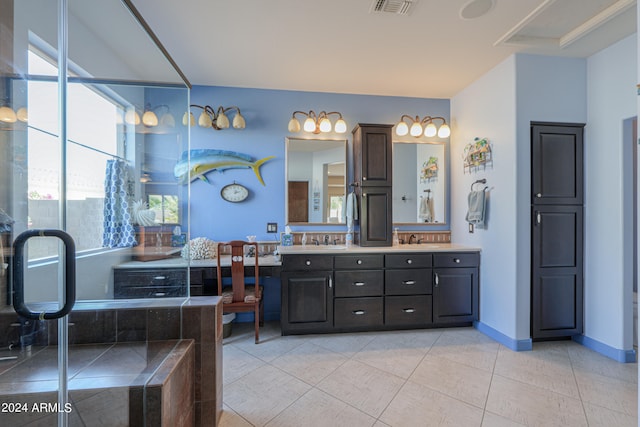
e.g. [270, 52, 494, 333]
[188, 85, 450, 241]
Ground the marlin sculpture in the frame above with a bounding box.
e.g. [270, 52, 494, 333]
[174, 149, 275, 186]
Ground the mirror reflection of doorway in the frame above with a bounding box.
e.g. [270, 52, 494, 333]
[288, 181, 309, 222]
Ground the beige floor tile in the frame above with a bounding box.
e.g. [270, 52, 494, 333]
[567, 343, 638, 384]
[306, 331, 377, 357]
[582, 402, 638, 427]
[316, 359, 405, 418]
[486, 375, 587, 426]
[494, 344, 579, 398]
[409, 354, 492, 408]
[219, 404, 253, 427]
[372, 421, 392, 427]
[223, 344, 266, 385]
[271, 341, 348, 385]
[232, 333, 308, 363]
[224, 364, 311, 426]
[380, 380, 484, 426]
[265, 388, 376, 427]
[429, 328, 499, 372]
[574, 368, 637, 416]
[481, 411, 526, 426]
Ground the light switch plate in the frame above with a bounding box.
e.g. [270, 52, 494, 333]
[267, 223, 278, 233]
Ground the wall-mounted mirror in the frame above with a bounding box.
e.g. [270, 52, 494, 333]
[393, 142, 447, 224]
[286, 138, 347, 225]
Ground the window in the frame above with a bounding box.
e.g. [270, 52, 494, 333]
[148, 194, 179, 224]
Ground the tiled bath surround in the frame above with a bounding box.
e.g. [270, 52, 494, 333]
[0, 296, 222, 426]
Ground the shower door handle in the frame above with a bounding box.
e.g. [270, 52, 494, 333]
[12, 229, 76, 320]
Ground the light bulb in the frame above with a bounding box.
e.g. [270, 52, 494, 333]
[410, 121, 422, 137]
[125, 109, 140, 125]
[16, 107, 28, 123]
[232, 112, 246, 129]
[142, 110, 158, 127]
[216, 111, 230, 129]
[198, 110, 211, 128]
[0, 106, 16, 123]
[437, 123, 451, 138]
[319, 117, 332, 132]
[288, 117, 301, 132]
[160, 113, 175, 127]
[424, 122, 437, 137]
[395, 122, 409, 136]
[334, 119, 347, 133]
[303, 117, 316, 132]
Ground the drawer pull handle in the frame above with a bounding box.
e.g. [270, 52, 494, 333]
[329, 276, 333, 288]
[357, 259, 363, 265]
[403, 308, 415, 313]
[435, 273, 439, 287]
[402, 280, 416, 285]
[453, 258, 460, 263]
[153, 276, 167, 280]
[353, 282, 366, 286]
[353, 310, 366, 315]
[154, 292, 166, 296]
[406, 259, 412, 264]
[305, 260, 311, 266]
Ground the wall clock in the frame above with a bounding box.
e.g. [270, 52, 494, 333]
[220, 182, 249, 203]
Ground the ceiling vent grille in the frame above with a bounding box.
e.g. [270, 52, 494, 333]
[370, 0, 417, 16]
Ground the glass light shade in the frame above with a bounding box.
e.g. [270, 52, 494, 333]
[142, 110, 159, 127]
[16, 107, 28, 123]
[288, 117, 301, 132]
[160, 113, 175, 127]
[319, 117, 332, 133]
[125, 109, 140, 125]
[303, 117, 316, 132]
[216, 111, 230, 129]
[334, 118, 347, 133]
[395, 121, 409, 136]
[0, 106, 16, 123]
[423, 122, 437, 137]
[437, 123, 451, 138]
[232, 112, 246, 129]
[198, 111, 212, 128]
[410, 121, 423, 137]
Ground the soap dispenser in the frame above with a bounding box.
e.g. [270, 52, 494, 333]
[393, 228, 400, 246]
[301, 233, 307, 246]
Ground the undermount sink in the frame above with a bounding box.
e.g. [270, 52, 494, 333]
[317, 245, 348, 250]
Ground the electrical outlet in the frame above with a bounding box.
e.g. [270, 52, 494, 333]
[469, 223, 474, 233]
[267, 222, 278, 233]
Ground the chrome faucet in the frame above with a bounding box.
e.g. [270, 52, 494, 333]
[323, 234, 330, 245]
[409, 234, 417, 244]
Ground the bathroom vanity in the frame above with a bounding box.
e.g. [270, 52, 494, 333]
[279, 244, 479, 335]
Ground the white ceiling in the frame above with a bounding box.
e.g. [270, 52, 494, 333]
[129, 0, 637, 98]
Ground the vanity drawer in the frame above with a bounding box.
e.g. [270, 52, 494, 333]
[385, 295, 432, 326]
[281, 255, 333, 271]
[385, 253, 432, 269]
[334, 270, 384, 297]
[334, 297, 383, 328]
[334, 254, 384, 270]
[385, 269, 432, 295]
[114, 268, 188, 299]
[433, 252, 479, 268]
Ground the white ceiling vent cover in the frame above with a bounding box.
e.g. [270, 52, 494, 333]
[370, 0, 417, 16]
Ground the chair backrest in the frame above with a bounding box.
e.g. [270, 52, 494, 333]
[216, 240, 260, 303]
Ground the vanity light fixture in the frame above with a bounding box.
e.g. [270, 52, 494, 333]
[288, 110, 347, 134]
[182, 104, 246, 130]
[0, 104, 28, 124]
[394, 115, 451, 138]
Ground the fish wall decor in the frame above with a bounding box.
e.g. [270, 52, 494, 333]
[174, 149, 275, 185]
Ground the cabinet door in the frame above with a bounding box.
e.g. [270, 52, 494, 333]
[353, 124, 393, 187]
[281, 271, 333, 334]
[531, 122, 584, 205]
[433, 268, 478, 325]
[359, 186, 392, 246]
[531, 205, 583, 339]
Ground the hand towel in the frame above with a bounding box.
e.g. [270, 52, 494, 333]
[465, 190, 486, 226]
[419, 197, 433, 222]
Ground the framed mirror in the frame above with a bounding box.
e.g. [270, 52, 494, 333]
[285, 137, 347, 225]
[393, 142, 447, 224]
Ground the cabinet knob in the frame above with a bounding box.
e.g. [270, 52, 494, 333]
[305, 260, 311, 266]
[363, 177, 367, 181]
[357, 259, 362, 265]
[406, 259, 412, 264]
[453, 258, 460, 263]
[536, 193, 542, 198]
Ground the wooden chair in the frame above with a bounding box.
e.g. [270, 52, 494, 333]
[217, 241, 263, 343]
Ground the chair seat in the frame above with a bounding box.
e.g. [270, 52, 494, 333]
[221, 285, 263, 304]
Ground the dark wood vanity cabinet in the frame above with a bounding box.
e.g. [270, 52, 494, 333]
[280, 255, 334, 334]
[281, 251, 479, 335]
[352, 124, 393, 247]
[114, 268, 188, 298]
[432, 253, 479, 325]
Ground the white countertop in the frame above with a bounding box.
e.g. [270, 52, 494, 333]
[277, 243, 480, 254]
[114, 254, 282, 269]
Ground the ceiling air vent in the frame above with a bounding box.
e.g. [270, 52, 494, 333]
[370, 0, 417, 16]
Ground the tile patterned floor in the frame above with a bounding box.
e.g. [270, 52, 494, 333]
[220, 323, 638, 427]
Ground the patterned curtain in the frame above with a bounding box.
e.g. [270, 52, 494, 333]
[102, 159, 136, 248]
